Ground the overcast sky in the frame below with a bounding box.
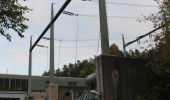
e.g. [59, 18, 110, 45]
[0, 0, 159, 75]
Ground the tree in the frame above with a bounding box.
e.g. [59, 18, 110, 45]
[0, 0, 31, 41]
[42, 58, 96, 78]
[136, 0, 170, 100]
[143, 0, 170, 80]
[67, 63, 75, 77]
[109, 43, 123, 56]
[59, 59, 95, 78]
[42, 71, 49, 76]
[127, 49, 143, 58]
[79, 59, 95, 77]
[55, 68, 61, 76]
[61, 65, 69, 77]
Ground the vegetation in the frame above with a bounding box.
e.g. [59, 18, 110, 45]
[134, 0, 170, 100]
[43, 58, 95, 78]
[42, 43, 123, 78]
[109, 43, 123, 56]
[0, 0, 31, 41]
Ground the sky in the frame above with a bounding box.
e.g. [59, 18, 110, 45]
[0, 0, 159, 75]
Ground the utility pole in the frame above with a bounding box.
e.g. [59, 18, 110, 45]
[99, 0, 110, 54]
[49, 3, 55, 84]
[122, 34, 127, 57]
[96, 0, 110, 100]
[28, 36, 32, 98]
[28, 2, 72, 99]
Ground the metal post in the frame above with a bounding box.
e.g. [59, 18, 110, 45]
[57, 40, 61, 68]
[28, 36, 32, 97]
[99, 0, 110, 54]
[75, 14, 78, 65]
[122, 34, 127, 57]
[49, 3, 55, 84]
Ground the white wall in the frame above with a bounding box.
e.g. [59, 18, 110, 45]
[0, 91, 27, 100]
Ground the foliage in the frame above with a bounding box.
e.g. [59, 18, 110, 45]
[79, 59, 95, 77]
[0, 0, 31, 41]
[55, 68, 61, 76]
[126, 49, 142, 58]
[109, 43, 123, 56]
[135, 0, 170, 100]
[42, 58, 95, 78]
[42, 71, 49, 76]
[42, 43, 123, 78]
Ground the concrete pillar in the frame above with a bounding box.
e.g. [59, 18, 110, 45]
[96, 55, 119, 100]
[49, 3, 55, 84]
[98, 0, 110, 54]
[96, 55, 147, 100]
[25, 96, 33, 100]
[47, 84, 58, 100]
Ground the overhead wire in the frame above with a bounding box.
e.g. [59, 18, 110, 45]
[89, 0, 158, 7]
[44, 1, 155, 56]
[42, 36, 137, 42]
[62, 9, 140, 19]
[64, 13, 139, 19]
[54, 45, 98, 48]
[106, 2, 157, 7]
[26, 1, 158, 73]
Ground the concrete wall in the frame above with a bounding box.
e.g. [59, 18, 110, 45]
[96, 55, 146, 100]
[0, 91, 27, 100]
[0, 85, 87, 100]
[32, 92, 46, 100]
[31, 86, 86, 100]
[47, 84, 58, 100]
[58, 86, 86, 100]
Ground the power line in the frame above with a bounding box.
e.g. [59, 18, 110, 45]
[69, 4, 98, 9]
[108, 16, 138, 19]
[90, 0, 158, 7]
[62, 10, 139, 19]
[64, 13, 139, 19]
[54, 45, 98, 48]
[42, 36, 137, 42]
[107, 2, 158, 7]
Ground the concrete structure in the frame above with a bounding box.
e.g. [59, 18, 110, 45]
[98, 0, 110, 54]
[96, 55, 147, 100]
[0, 74, 87, 100]
[49, 3, 55, 84]
[47, 84, 58, 100]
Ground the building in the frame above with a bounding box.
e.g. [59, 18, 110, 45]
[0, 74, 88, 100]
